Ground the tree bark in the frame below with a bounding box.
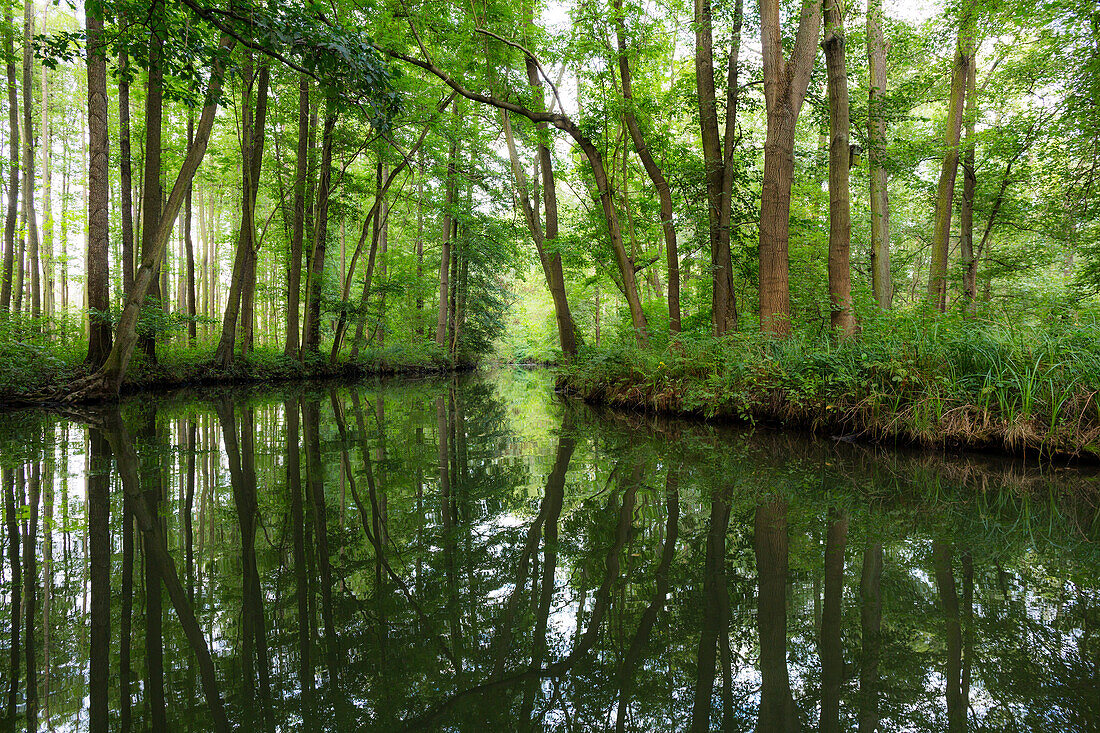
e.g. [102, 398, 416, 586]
[759, 0, 821, 336]
[0, 0, 17, 312]
[867, 0, 892, 308]
[960, 59, 978, 306]
[927, 12, 974, 311]
[21, 0, 38, 318]
[185, 113, 197, 343]
[303, 106, 336, 354]
[436, 103, 460, 348]
[85, 3, 112, 365]
[119, 46, 135, 295]
[215, 60, 269, 365]
[66, 34, 236, 400]
[823, 0, 855, 335]
[285, 74, 309, 357]
[139, 24, 164, 360]
[614, 0, 681, 335]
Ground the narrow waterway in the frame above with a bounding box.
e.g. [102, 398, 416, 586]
[0, 369, 1096, 731]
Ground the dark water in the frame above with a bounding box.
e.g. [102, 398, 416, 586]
[0, 369, 1097, 732]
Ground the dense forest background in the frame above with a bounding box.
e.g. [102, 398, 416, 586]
[0, 0, 1097, 400]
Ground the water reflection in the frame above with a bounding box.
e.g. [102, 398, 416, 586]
[0, 371, 1097, 731]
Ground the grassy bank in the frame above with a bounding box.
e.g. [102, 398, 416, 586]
[558, 311, 1100, 461]
[0, 336, 462, 409]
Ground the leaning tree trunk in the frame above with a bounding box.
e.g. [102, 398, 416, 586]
[867, 0, 892, 308]
[61, 34, 236, 401]
[927, 12, 975, 311]
[824, 0, 855, 335]
[614, 0, 682, 336]
[758, 0, 821, 336]
[85, 0, 112, 365]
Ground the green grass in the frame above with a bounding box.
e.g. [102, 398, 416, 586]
[558, 309, 1100, 459]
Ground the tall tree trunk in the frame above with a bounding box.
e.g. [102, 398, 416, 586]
[927, 12, 975, 311]
[285, 74, 309, 357]
[40, 57, 51, 323]
[139, 24, 164, 361]
[0, 0, 17, 312]
[613, 0, 681, 335]
[960, 59, 978, 306]
[21, 0, 39, 318]
[823, 0, 855, 335]
[689, 491, 731, 732]
[215, 60, 269, 365]
[695, 0, 740, 333]
[85, 4, 112, 365]
[302, 106, 336, 355]
[185, 112, 197, 343]
[22, 463, 39, 730]
[522, 46, 580, 354]
[867, 0, 892, 308]
[119, 46, 135, 295]
[68, 34, 236, 400]
[758, 0, 821, 336]
[436, 103, 460, 348]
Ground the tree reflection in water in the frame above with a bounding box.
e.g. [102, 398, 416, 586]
[0, 370, 1096, 731]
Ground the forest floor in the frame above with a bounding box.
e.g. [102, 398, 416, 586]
[557, 313, 1100, 462]
[0, 341, 460, 410]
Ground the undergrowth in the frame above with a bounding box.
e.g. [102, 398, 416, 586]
[558, 310, 1100, 459]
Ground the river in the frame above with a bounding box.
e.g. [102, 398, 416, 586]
[0, 368, 1096, 731]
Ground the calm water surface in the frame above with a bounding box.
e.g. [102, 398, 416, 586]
[0, 369, 1097, 731]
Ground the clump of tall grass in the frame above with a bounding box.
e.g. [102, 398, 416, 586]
[559, 309, 1100, 459]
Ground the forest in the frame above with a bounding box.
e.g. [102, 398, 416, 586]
[0, 0, 1092, 452]
[0, 1, 1098, 730]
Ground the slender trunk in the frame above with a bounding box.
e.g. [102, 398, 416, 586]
[867, 0, 892, 308]
[85, 4, 112, 365]
[119, 46, 135, 294]
[613, 0, 681, 335]
[0, 0, 17, 311]
[758, 0, 821, 336]
[927, 13, 975, 311]
[824, 0, 855, 335]
[303, 107, 335, 354]
[185, 113, 197, 342]
[40, 57, 51, 323]
[21, 0, 38, 319]
[23, 463, 39, 730]
[436, 103, 460, 348]
[3, 468, 20, 718]
[139, 24, 164, 360]
[216, 61, 269, 365]
[73, 34, 236, 400]
[285, 74, 308, 357]
[960, 60, 978, 306]
[689, 491, 731, 732]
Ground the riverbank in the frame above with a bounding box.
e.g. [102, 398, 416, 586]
[557, 315, 1100, 461]
[0, 340, 462, 410]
